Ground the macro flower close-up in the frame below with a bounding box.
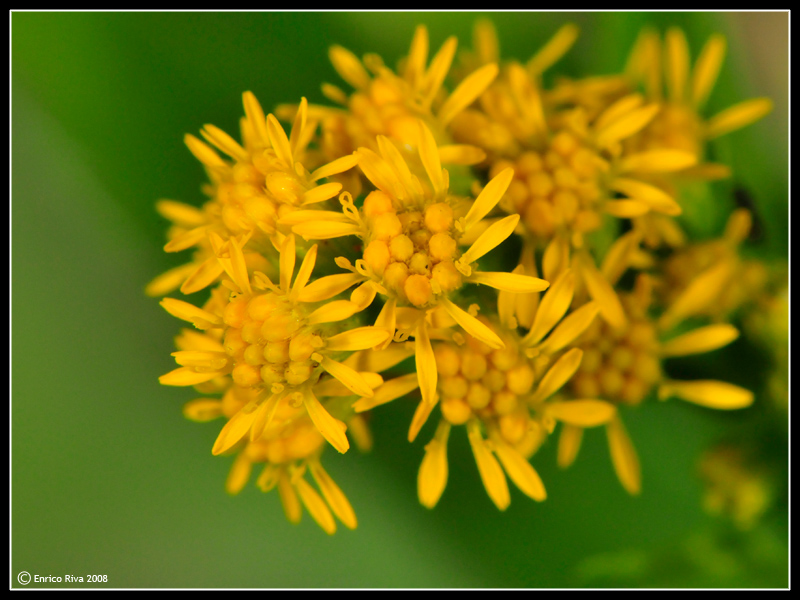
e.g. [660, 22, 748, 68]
[12, 12, 788, 589]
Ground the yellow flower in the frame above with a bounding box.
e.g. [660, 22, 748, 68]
[657, 208, 768, 328]
[356, 268, 614, 510]
[147, 92, 357, 296]
[625, 27, 772, 162]
[560, 270, 754, 495]
[450, 59, 694, 264]
[289, 120, 549, 408]
[160, 234, 389, 456]
[187, 390, 360, 535]
[303, 24, 499, 157]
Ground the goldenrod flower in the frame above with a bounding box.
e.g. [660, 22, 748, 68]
[293, 24, 498, 161]
[290, 120, 548, 407]
[657, 208, 768, 328]
[357, 269, 614, 510]
[147, 92, 357, 296]
[560, 270, 754, 495]
[160, 234, 389, 456]
[625, 27, 772, 163]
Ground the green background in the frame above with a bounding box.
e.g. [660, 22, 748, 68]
[12, 12, 788, 588]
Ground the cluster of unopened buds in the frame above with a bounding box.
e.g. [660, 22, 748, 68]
[151, 22, 775, 533]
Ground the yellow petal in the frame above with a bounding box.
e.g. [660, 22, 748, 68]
[610, 178, 682, 216]
[658, 261, 733, 331]
[463, 167, 514, 232]
[242, 91, 270, 147]
[437, 144, 486, 165]
[309, 461, 357, 529]
[310, 154, 359, 182]
[542, 236, 570, 282]
[546, 399, 616, 427]
[527, 22, 579, 76]
[345, 342, 415, 373]
[421, 36, 458, 108]
[256, 464, 279, 492]
[288, 97, 309, 157]
[307, 300, 360, 325]
[538, 302, 599, 355]
[724, 208, 753, 245]
[523, 269, 574, 346]
[468, 271, 549, 293]
[279, 210, 352, 226]
[212, 400, 260, 456]
[604, 199, 651, 218]
[658, 380, 754, 410]
[578, 255, 627, 329]
[459, 214, 519, 268]
[354, 372, 417, 411]
[606, 415, 641, 495]
[303, 391, 350, 454]
[278, 472, 302, 523]
[618, 149, 697, 174]
[418, 421, 451, 509]
[184, 134, 226, 170]
[318, 355, 374, 398]
[302, 182, 342, 206]
[531, 347, 583, 404]
[279, 234, 296, 292]
[293, 221, 361, 241]
[601, 230, 640, 286]
[692, 34, 726, 108]
[156, 199, 206, 227]
[473, 19, 499, 64]
[468, 422, 510, 511]
[329, 44, 370, 90]
[298, 272, 362, 303]
[201, 123, 248, 162]
[170, 350, 228, 369]
[356, 147, 405, 200]
[408, 398, 436, 443]
[705, 98, 773, 140]
[163, 225, 209, 253]
[180, 257, 225, 295]
[183, 398, 223, 422]
[594, 94, 644, 134]
[250, 394, 282, 442]
[404, 25, 429, 85]
[290, 245, 318, 300]
[660, 324, 739, 357]
[326, 327, 391, 352]
[415, 322, 438, 405]
[225, 452, 252, 495]
[417, 121, 445, 195]
[438, 63, 499, 126]
[442, 297, 503, 350]
[493, 440, 547, 501]
[226, 237, 252, 295]
[595, 103, 660, 149]
[314, 372, 383, 398]
[159, 366, 219, 387]
[557, 424, 583, 469]
[145, 263, 197, 297]
[295, 477, 336, 535]
[665, 27, 690, 103]
[160, 297, 223, 328]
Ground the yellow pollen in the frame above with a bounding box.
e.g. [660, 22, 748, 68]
[389, 235, 414, 261]
[428, 233, 457, 262]
[424, 203, 454, 233]
[364, 240, 391, 275]
[404, 274, 432, 307]
[363, 190, 395, 218]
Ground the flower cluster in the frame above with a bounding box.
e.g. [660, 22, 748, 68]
[152, 22, 777, 533]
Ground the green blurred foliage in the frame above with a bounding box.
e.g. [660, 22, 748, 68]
[12, 12, 787, 588]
